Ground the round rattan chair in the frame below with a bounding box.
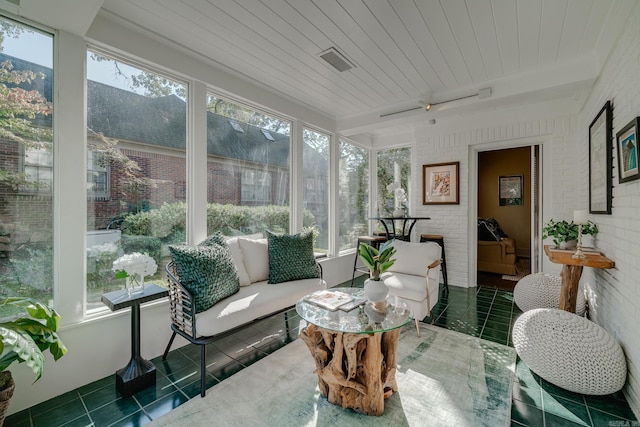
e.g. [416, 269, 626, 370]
[512, 308, 627, 395]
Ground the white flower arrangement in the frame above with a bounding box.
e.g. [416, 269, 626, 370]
[112, 252, 158, 279]
[386, 181, 407, 208]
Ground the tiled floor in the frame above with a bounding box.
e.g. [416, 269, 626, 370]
[4, 279, 638, 427]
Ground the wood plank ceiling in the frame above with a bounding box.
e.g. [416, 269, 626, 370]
[100, 0, 621, 134]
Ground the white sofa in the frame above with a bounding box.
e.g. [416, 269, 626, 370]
[164, 235, 326, 396]
[382, 240, 442, 335]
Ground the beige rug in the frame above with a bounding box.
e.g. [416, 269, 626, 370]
[502, 258, 531, 282]
[149, 324, 516, 427]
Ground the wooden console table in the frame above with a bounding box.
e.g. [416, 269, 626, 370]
[544, 245, 615, 313]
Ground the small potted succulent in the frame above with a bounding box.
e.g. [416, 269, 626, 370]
[542, 219, 599, 248]
[0, 298, 68, 424]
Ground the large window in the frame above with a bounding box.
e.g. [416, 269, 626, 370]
[86, 49, 187, 310]
[303, 127, 330, 253]
[206, 93, 292, 236]
[377, 147, 411, 218]
[23, 147, 53, 192]
[339, 140, 369, 251]
[0, 18, 54, 316]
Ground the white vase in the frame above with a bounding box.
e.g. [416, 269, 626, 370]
[364, 278, 389, 303]
[393, 208, 405, 218]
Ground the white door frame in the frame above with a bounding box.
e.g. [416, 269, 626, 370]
[468, 136, 552, 287]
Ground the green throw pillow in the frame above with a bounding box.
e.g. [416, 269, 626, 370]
[199, 231, 226, 247]
[168, 244, 239, 313]
[266, 230, 319, 284]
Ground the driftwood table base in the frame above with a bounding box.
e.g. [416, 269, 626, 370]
[299, 323, 401, 416]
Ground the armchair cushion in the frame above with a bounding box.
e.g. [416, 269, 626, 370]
[388, 240, 441, 277]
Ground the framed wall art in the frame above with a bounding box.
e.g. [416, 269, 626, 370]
[616, 116, 640, 184]
[422, 161, 459, 205]
[589, 100, 612, 214]
[499, 175, 523, 206]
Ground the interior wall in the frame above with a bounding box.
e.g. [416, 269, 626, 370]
[411, 107, 580, 289]
[478, 147, 531, 258]
[575, 2, 640, 417]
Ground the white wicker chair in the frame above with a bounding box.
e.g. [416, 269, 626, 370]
[514, 273, 586, 316]
[512, 308, 627, 395]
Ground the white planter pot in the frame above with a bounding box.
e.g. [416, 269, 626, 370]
[364, 278, 389, 303]
[558, 240, 577, 250]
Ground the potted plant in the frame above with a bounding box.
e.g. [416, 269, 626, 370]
[358, 240, 396, 306]
[542, 219, 599, 248]
[0, 298, 68, 424]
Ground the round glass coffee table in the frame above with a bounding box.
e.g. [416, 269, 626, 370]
[296, 287, 412, 416]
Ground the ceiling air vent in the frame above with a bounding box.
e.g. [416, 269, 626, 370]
[318, 47, 355, 72]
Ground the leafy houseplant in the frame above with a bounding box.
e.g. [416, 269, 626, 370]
[358, 240, 396, 306]
[358, 240, 396, 281]
[0, 298, 68, 422]
[542, 219, 599, 247]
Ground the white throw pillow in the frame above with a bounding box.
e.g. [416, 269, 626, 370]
[237, 237, 269, 283]
[388, 240, 441, 277]
[226, 237, 252, 286]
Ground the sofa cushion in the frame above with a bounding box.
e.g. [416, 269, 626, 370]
[388, 240, 442, 277]
[199, 231, 226, 247]
[195, 277, 326, 337]
[266, 230, 319, 284]
[238, 237, 269, 283]
[200, 232, 251, 287]
[225, 237, 252, 287]
[168, 244, 239, 313]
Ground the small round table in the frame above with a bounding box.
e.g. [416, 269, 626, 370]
[296, 288, 412, 416]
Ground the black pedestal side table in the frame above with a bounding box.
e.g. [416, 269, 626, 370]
[101, 284, 169, 397]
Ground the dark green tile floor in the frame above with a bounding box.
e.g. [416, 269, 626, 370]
[5, 280, 638, 426]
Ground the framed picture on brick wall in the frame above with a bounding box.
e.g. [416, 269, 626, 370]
[422, 161, 459, 205]
[616, 116, 640, 184]
[589, 101, 612, 214]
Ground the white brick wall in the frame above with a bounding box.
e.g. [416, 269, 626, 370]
[577, 2, 640, 416]
[411, 112, 579, 288]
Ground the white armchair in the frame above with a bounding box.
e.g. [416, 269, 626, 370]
[382, 240, 442, 336]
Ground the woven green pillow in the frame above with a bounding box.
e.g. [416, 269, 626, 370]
[199, 231, 226, 247]
[168, 244, 239, 313]
[266, 230, 319, 284]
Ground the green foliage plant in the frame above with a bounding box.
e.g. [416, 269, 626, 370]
[542, 219, 599, 246]
[358, 240, 396, 281]
[0, 298, 68, 390]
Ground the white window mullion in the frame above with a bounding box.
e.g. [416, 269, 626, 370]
[56, 31, 87, 323]
[188, 81, 208, 245]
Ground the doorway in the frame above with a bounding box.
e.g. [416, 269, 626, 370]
[476, 146, 539, 290]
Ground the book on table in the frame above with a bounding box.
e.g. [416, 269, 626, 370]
[305, 290, 354, 311]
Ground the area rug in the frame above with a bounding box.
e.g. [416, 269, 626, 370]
[502, 258, 531, 282]
[149, 324, 516, 427]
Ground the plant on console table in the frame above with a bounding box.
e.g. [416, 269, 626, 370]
[0, 298, 68, 424]
[358, 240, 396, 308]
[542, 219, 598, 249]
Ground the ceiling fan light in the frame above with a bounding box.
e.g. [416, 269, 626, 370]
[425, 103, 432, 111]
